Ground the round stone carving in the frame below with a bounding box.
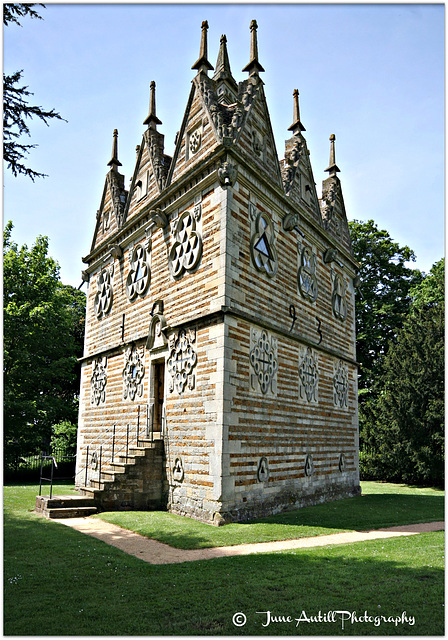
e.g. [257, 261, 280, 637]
[169, 210, 203, 278]
[189, 129, 202, 155]
[126, 244, 151, 301]
[250, 211, 278, 277]
[94, 268, 113, 318]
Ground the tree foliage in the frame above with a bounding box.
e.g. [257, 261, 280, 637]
[3, 3, 66, 180]
[3, 222, 85, 466]
[361, 259, 444, 485]
[349, 219, 423, 393]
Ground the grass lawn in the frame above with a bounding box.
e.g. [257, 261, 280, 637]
[94, 481, 444, 549]
[4, 482, 445, 636]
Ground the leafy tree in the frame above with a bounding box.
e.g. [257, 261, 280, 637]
[3, 3, 66, 180]
[361, 259, 444, 485]
[349, 219, 423, 394]
[50, 420, 78, 457]
[3, 222, 85, 467]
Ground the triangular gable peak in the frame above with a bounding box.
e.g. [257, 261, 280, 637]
[319, 134, 353, 254]
[167, 20, 283, 189]
[281, 90, 323, 226]
[125, 82, 172, 224]
[91, 130, 128, 253]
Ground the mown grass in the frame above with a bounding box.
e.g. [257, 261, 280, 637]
[94, 481, 444, 549]
[3, 482, 445, 636]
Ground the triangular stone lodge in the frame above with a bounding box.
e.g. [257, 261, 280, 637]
[75, 20, 360, 524]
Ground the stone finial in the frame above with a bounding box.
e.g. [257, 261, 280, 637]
[288, 89, 306, 134]
[213, 34, 232, 81]
[325, 134, 341, 175]
[107, 129, 122, 169]
[143, 81, 162, 128]
[242, 19, 265, 75]
[192, 20, 214, 72]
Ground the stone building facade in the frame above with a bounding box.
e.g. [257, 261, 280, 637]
[75, 20, 361, 524]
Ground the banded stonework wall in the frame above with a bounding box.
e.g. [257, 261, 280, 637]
[77, 24, 360, 523]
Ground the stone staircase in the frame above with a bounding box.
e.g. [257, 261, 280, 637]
[77, 436, 165, 512]
[36, 436, 165, 518]
[35, 494, 98, 519]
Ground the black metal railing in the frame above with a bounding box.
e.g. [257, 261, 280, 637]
[38, 452, 77, 498]
[78, 404, 164, 489]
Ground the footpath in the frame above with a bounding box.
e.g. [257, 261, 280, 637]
[56, 517, 444, 565]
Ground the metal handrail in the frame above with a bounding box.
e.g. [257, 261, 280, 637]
[79, 404, 160, 489]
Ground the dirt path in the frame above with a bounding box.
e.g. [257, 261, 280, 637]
[55, 518, 444, 565]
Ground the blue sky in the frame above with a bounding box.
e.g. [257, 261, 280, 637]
[3, 3, 444, 287]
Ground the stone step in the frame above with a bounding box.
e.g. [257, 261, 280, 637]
[45, 506, 98, 519]
[35, 494, 98, 519]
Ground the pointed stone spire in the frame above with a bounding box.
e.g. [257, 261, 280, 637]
[192, 20, 214, 72]
[288, 89, 306, 134]
[325, 134, 341, 175]
[213, 34, 232, 81]
[242, 19, 265, 75]
[107, 129, 122, 169]
[143, 81, 162, 128]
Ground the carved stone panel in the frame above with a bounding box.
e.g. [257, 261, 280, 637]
[167, 329, 197, 394]
[333, 360, 349, 409]
[169, 207, 203, 278]
[305, 454, 314, 477]
[257, 457, 269, 482]
[331, 271, 347, 321]
[172, 457, 185, 483]
[94, 265, 113, 318]
[298, 347, 319, 403]
[297, 241, 318, 302]
[126, 243, 151, 301]
[249, 328, 278, 395]
[90, 357, 107, 405]
[122, 345, 145, 401]
[250, 210, 278, 278]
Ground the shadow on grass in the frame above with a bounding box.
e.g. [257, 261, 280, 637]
[252, 492, 445, 530]
[4, 510, 444, 636]
[96, 491, 444, 550]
